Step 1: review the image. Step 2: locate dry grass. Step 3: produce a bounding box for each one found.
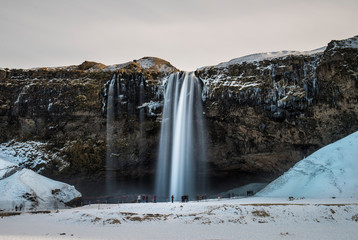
[120,212,137,216]
[127,216,143,222]
[104,218,121,224]
[30,211,51,214]
[241,203,307,206]
[91,217,102,222]
[318,204,355,207]
[252,210,270,217]
[0,212,21,218]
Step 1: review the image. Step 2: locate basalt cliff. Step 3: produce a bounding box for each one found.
[0,36,357,196]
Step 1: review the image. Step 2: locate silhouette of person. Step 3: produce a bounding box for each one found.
[171,195,174,203]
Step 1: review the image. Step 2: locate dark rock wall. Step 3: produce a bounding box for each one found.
[197,39,358,187]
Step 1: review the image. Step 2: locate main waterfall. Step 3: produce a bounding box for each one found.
[155,72,207,201]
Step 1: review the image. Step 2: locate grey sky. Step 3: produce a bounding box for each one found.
[0,0,357,71]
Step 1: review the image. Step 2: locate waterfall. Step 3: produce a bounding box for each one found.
[139,75,145,167]
[155,72,207,201]
[106,74,116,194]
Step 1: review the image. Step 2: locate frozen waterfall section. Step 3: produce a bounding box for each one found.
[155,72,207,201]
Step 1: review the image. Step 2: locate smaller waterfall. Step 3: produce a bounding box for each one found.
[105,73,146,196]
[155,72,207,201]
[106,74,116,194]
[138,75,146,169]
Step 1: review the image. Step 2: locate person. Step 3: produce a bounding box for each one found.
[153,195,157,203]
[171,195,174,203]
[137,195,141,203]
[15,205,18,211]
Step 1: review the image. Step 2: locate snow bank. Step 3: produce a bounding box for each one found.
[0,168,81,211]
[257,131,358,198]
[0,158,17,179]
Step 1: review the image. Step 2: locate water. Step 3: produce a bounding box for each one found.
[106,74,116,194]
[105,73,147,197]
[155,72,207,201]
[138,75,146,171]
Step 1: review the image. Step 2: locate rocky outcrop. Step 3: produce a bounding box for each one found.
[0,37,357,195]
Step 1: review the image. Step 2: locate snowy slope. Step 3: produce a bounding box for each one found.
[0,157,17,179]
[257,131,358,198]
[0,168,81,211]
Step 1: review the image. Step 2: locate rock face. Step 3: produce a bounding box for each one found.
[197,36,358,188]
[0,37,357,196]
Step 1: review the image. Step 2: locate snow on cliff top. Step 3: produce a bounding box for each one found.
[26,57,177,73]
[328,35,358,51]
[213,47,326,69]
[0,163,81,211]
[257,131,358,198]
[199,35,358,70]
[104,57,177,73]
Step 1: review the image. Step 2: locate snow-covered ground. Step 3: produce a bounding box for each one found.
[0,197,357,240]
[257,131,358,198]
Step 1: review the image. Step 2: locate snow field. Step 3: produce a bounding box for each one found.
[1,197,358,240]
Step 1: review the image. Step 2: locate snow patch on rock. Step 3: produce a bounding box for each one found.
[329,35,358,50]
[0,140,67,173]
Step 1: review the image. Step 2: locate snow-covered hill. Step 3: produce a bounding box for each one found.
[257,131,358,198]
[0,158,81,211]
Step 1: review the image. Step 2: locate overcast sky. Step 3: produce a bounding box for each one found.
[0,0,357,71]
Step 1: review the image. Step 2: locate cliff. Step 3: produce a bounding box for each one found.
[197,36,358,187]
[0,36,357,195]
